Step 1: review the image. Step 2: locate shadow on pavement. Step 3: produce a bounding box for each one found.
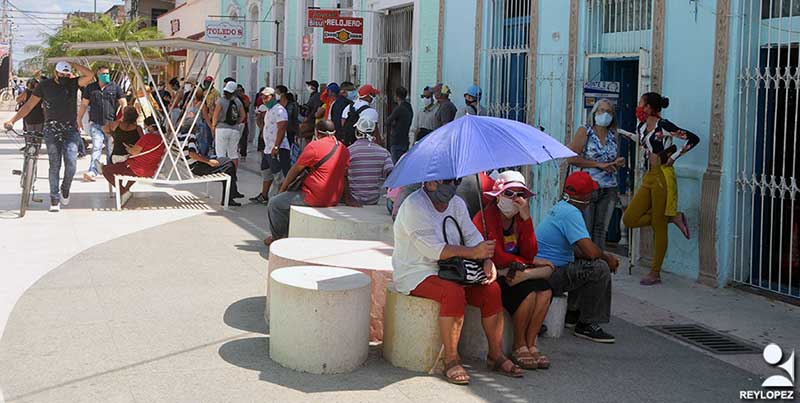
[223,296,268,334]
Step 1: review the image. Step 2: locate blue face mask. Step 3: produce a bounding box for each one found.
[347,90,358,101]
[98,73,111,84]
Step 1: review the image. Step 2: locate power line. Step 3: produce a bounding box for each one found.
[6,2,56,37]
[8,9,66,15]
[11,15,65,20]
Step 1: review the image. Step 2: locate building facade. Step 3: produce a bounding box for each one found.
[127,0,176,27]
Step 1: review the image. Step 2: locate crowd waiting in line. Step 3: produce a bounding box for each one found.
[5,61,700,385]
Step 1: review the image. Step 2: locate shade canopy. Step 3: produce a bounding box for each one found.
[47,55,169,66]
[68,38,276,58]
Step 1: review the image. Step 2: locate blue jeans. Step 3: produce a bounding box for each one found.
[196,121,214,158]
[88,122,112,176]
[390,145,408,164]
[44,123,81,202]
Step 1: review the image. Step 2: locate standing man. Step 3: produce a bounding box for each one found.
[198,75,220,157]
[341,84,381,146]
[384,86,413,162]
[211,81,245,167]
[16,78,44,132]
[411,85,438,142]
[455,85,487,118]
[5,61,95,211]
[78,65,127,181]
[330,81,354,139]
[250,87,290,204]
[434,84,457,129]
[303,80,322,122]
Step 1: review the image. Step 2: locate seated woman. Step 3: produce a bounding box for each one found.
[473,170,554,370]
[103,106,143,164]
[102,116,166,206]
[393,179,523,384]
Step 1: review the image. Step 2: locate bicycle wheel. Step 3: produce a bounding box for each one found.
[1,89,12,103]
[20,155,35,217]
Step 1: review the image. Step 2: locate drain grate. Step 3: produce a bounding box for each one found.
[649,324,762,355]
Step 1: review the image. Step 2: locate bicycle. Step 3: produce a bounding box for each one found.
[8,128,44,217]
[0,87,15,103]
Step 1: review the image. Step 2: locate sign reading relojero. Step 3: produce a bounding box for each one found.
[322,17,363,45]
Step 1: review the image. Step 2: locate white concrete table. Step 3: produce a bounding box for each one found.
[288,204,394,244]
[269,266,371,374]
[382,285,443,373]
[267,238,394,341]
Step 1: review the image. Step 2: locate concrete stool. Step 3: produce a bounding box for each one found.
[267,238,393,341]
[542,295,568,338]
[288,204,394,244]
[269,266,371,374]
[458,306,514,359]
[383,285,442,373]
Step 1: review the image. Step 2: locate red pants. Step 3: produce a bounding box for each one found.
[411,276,503,318]
[103,162,137,192]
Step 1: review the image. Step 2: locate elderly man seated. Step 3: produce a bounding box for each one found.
[535,172,620,343]
[101,116,166,206]
[347,116,394,206]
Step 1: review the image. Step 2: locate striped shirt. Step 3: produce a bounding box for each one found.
[175,132,199,168]
[347,138,394,205]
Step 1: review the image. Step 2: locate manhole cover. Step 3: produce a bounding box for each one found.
[649,324,761,355]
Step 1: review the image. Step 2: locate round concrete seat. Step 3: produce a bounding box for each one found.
[542,295,568,338]
[269,266,371,374]
[267,238,393,341]
[458,306,514,359]
[382,285,442,373]
[288,205,394,244]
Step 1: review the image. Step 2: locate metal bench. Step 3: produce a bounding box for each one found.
[111,172,231,210]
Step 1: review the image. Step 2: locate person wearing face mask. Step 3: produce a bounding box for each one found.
[567,99,625,249]
[302,80,322,124]
[411,85,438,141]
[433,84,458,129]
[5,61,95,211]
[471,171,554,370]
[102,106,143,164]
[330,81,355,139]
[384,86,413,163]
[623,92,700,286]
[197,76,220,157]
[77,65,127,182]
[536,172,620,344]
[264,119,353,246]
[455,85,487,119]
[211,80,245,168]
[341,84,382,146]
[393,177,524,384]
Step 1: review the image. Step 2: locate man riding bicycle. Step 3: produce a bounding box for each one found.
[4,61,95,212]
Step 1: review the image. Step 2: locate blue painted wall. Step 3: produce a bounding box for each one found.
[442,0,477,112]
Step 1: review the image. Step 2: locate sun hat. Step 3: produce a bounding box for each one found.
[484,170,534,199]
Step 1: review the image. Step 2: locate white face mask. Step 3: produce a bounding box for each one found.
[307,86,315,93]
[497,197,519,218]
[422,97,433,107]
[184,84,193,92]
[595,112,613,127]
[275,93,282,101]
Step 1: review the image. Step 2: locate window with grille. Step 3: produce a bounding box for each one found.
[761,0,800,18]
[601,0,651,33]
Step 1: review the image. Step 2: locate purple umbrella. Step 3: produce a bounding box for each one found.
[385,115,576,189]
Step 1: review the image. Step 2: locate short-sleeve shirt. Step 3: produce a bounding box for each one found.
[347,138,394,205]
[32,77,80,124]
[204,87,220,110]
[176,132,199,169]
[82,81,125,125]
[342,99,380,124]
[126,133,165,177]
[214,96,243,129]
[296,136,351,207]
[534,200,591,267]
[262,103,290,152]
[434,99,458,129]
[392,189,483,294]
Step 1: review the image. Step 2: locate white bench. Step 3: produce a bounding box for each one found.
[382,285,442,373]
[288,204,394,244]
[269,266,371,374]
[267,238,393,341]
[110,172,231,210]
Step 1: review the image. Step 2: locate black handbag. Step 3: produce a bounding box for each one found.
[437,215,488,285]
[286,140,340,192]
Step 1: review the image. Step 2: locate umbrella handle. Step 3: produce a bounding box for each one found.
[476,172,488,239]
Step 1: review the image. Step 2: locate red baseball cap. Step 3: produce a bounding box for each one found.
[564,172,599,196]
[204,76,214,82]
[358,84,380,97]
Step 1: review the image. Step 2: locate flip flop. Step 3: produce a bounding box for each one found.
[510,347,538,370]
[530,351,551,369]
[444,359,470,385]
[487,356,524,378]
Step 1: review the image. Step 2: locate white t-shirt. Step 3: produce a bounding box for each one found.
[342,99,380,123]
[262,103,290,153]
[392,188,484,294]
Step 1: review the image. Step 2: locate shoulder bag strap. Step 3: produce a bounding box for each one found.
[441,215,466,246]
[310,140,340,171]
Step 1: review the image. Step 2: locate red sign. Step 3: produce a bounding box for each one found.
[301,34,312,59]
[323,17,364,45]
[307,9,339,28]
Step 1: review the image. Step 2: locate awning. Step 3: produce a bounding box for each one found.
[47,55,169,66]
[68,38,276,58]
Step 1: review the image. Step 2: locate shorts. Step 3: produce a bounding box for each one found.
[261,149,290,180]
[214,126,241,159]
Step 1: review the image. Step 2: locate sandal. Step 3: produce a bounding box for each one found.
[443,359,470,385]
[487,355,524,378]
[530,350,551,369]
[510,347,538,370]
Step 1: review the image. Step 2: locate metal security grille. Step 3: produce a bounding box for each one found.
[733,0,800,300]
[586,0,653,56]
[335,0,354,83]
[650,325,761,355]
[366,5,413,131]
[484,0,532,122]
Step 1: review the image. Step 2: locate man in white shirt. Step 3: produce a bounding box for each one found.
[250,86,291,204]
[341,84,382,146]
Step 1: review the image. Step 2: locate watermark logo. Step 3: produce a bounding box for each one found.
[741,343,796,401]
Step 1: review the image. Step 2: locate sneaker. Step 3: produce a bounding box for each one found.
[120,191,133,207]
[573,323,615,344]
[49,199,60,212]
[225,200,242,207]
[249,194,268,204]
[60,189,70,206]
[232,192,246,199]
[565,310,580,328]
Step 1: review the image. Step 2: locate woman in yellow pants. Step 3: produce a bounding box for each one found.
[623,92,699,285]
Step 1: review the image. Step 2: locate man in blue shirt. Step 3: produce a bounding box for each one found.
[536,172,620,343]
[78,65,127,181]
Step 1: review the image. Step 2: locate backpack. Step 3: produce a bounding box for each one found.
[342,104,371,146]
[223,98,240,125]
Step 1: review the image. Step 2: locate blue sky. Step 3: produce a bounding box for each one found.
[10,0,122,67]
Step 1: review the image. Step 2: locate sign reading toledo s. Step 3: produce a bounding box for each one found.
[323,16,364,45]
[205,20,244,44]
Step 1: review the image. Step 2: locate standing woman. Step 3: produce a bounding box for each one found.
[567,99,625,248]
[623,93,699,285]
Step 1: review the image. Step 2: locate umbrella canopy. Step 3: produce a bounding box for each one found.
[384,115,577,188]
